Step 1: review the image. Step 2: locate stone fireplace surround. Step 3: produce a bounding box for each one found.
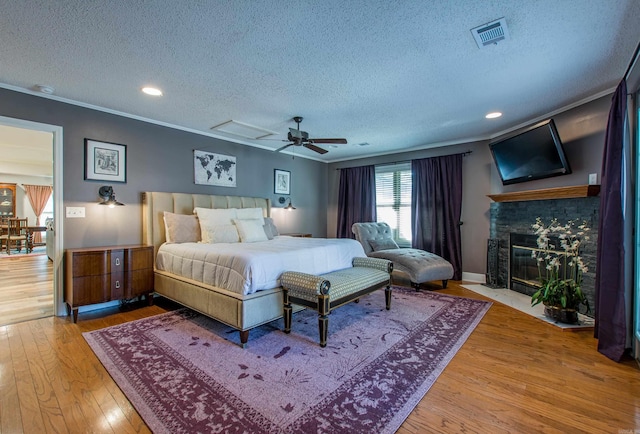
[488,188,599,317]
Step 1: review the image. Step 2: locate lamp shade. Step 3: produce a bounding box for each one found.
[98,186,124,207]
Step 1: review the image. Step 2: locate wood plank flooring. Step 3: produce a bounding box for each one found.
[0,279,638,433]
[0,254,53,326]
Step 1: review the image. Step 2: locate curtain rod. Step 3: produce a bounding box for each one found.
[336,150,472,170]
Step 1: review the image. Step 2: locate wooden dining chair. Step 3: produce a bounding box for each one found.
[6,218,28,255]
[0,216,8,252]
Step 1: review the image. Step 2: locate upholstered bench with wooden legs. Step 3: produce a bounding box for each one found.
[280,257,393,347]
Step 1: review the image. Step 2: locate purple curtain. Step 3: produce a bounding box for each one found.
[594,80,628,361]
[411,154,463,280]
[337,165,377,238]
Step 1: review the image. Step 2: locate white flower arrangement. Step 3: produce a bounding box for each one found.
[530,217,590,312]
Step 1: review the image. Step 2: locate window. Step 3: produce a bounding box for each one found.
[40,194,53,224]
[375,163,412,246]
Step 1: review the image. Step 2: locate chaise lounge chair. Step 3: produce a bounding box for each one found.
[352,222,454,290]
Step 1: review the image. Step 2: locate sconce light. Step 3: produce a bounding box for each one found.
[98,186,124,208]
[278,196,296,211]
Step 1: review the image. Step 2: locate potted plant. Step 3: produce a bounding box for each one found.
[530,217,590,324]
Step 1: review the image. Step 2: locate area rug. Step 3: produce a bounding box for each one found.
[84,287,491,433]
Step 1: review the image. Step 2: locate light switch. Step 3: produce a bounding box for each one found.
[66,206,85,218]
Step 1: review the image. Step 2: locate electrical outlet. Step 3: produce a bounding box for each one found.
[66,206,85,218]
[588,173,598,185]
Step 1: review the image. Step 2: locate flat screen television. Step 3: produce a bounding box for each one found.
[489,119,571,185]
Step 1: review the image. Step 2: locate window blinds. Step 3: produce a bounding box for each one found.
[375,163,412,246]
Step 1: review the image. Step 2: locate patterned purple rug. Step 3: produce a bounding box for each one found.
[84,287,491,433]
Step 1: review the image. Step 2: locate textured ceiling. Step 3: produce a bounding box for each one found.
[0,0,639,162]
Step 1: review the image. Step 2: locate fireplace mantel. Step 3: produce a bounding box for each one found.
[487,185,600,203]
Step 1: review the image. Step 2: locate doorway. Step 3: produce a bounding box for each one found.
[0,116,63,323]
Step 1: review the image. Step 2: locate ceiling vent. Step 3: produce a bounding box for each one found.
[471,17,510,48]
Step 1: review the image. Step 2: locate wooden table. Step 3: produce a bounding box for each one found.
[26,226,46,252]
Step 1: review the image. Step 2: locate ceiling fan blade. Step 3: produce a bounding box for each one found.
[303,143,328,154]
[275,143,294,153]
[308,138,347,144]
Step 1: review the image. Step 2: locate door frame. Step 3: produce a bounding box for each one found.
[0,115,64,316]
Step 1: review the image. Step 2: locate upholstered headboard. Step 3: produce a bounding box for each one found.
[142,192,271,259]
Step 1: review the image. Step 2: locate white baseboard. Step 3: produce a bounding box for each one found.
[462,272,485,283]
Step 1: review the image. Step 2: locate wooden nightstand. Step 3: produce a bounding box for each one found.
[281,233,312,238]
[64,245,154,322]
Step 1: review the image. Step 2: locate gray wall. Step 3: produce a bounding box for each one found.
[490,94,610,193]
[327,94,611,277]
[0,88,329,249]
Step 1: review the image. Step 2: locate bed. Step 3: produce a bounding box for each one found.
[142,191,366,346]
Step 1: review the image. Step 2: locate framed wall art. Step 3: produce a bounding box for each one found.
[84,139,127,183]
[194,150,237,187]
[274,169,290,195]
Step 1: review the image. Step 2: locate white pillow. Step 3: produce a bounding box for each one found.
[208,224,240,243]
[236,207,265,224]
[194,207,238,243]
[163,212,201,243]
[234,218,268,243]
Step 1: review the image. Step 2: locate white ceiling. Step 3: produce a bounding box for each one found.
[0,0,638,163]
[0,125,52,177]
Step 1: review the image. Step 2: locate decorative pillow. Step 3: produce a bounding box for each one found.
[234,218,268,243]
[208,224,240,243]
[369,238,399,251]
[163,212,201,243]
[194,207,238,243]
[236,207,265,224]
[263,217,279,240]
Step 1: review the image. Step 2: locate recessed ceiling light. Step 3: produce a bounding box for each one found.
[485,112,502,119]
[142,87,163,96]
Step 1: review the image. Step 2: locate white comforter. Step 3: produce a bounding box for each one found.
[155,236,366,295]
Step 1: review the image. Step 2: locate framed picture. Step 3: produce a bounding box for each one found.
[84,139,127,183]
[274,169,290,194]
[194,150,237,187]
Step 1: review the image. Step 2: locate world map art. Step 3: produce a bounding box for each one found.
[194,150,237,187]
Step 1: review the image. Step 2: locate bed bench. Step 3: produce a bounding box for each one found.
[280,257,393,347]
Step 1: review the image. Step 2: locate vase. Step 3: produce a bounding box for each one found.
[543,304,578,324]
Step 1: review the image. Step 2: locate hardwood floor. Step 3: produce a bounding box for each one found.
[0,280,638,433]
[0,254,53,326]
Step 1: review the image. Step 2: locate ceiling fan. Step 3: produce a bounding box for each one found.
[274,116,347,155]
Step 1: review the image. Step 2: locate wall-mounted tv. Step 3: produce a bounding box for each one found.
[489,119,571,185]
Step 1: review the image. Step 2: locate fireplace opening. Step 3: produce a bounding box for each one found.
[509,233,566,297]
